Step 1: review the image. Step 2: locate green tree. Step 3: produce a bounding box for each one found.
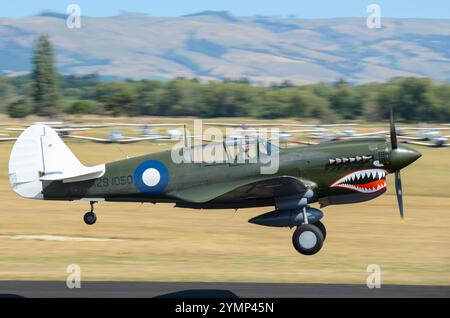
[0,77,16,113]
[105,91,137,116]
[7,98,31,118]
[165,80,201,116]
[135,80,163,115]
[200,82,254,117]
[257,89,291,118]
[329,80,362,119]
[431,84,450,122]
[96,82,138,116]
[291,90,338,122]
[66,100,99,115]
[31,35,60,116]
[396,77,436,122]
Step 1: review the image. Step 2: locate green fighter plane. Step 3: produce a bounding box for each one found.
[8,112,421,255]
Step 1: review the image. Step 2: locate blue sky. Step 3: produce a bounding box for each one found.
[2,0,450,19]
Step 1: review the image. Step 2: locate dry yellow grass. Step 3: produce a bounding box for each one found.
[0,117,449,285]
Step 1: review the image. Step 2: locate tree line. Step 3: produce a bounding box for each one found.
[0,36,449,123]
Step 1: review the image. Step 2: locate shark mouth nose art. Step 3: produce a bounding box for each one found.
[330,169,388,193]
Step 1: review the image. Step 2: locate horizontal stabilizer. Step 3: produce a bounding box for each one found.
[39,166,105,183]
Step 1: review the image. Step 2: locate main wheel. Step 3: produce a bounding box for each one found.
[313,221,327,240]
[292,224,324,255]
[83,212,97,225]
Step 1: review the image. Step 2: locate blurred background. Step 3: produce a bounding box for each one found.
[0,1,449,285]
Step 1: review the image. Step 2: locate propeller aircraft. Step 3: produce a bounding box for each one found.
[7,111,421,255]
[66,129,171,144]
[397,127,450,148]
[66,123,190,144]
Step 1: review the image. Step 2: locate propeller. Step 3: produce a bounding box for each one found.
[395,171,404,222]
[390,108,404,222]
[390,107,398,149]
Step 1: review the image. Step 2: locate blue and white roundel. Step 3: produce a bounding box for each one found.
[134,160,169,194]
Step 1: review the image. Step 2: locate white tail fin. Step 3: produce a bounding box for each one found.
[8,125,105,199]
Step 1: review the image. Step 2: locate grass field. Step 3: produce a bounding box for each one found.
[0,117,449,285]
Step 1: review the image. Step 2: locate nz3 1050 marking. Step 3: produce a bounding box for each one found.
[94,175,133,188]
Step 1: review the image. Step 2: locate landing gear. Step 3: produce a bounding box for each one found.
[249,204,327,255]
[313,220,327,240]
[84,212,97,225]
[83,201,97,225]
[292,224,324,255]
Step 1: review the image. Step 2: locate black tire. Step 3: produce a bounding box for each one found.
[313,220,327,241]
[83,212,97,225]
[292,224,324,255]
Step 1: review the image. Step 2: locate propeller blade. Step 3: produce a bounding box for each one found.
[390,108,398,149]
[391,108,402,220]
[395,170,404,222]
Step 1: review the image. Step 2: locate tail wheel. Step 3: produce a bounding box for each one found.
[292,224,324,255]
[313,220,327,240]
[83,212,97,225]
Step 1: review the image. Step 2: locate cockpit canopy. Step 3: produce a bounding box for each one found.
[185,138,280,164]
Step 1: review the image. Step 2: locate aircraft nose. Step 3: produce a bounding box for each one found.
[390,145,422,171]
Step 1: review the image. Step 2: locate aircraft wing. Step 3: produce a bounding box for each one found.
[204,122,289,127]
[68,135,167,144]
[0,137,17,142]
[62,124,115,129]
[7,127,95,132]
[53,128,91,132]
[286,123,358,128]
[310,123,359,127]
[204,123,358,128]
[66,135,114,143]
[116,136,167,144]
[353,130,388,137]
[290,140,318,145]
[397,135,424,140]
[283,129,320,133]
[104,123,185,127]
[5,128,26,132]
[405,127,450,130]
[308,135,327,139]
[402,140,449,147]
[170,175,310,203]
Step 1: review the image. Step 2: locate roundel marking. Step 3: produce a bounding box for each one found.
[134,160,169,194]
[142,168,161,187]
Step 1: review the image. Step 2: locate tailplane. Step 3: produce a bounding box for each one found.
[8,125,105,199]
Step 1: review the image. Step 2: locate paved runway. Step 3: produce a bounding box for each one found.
[0,281,449,298]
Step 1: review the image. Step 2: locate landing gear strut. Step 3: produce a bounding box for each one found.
[249,204,327,255]
[83,201,97,225]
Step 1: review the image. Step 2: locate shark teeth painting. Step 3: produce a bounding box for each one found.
[330,169,388,194]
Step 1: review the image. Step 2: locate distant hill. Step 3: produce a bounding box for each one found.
[0,11,449,83]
